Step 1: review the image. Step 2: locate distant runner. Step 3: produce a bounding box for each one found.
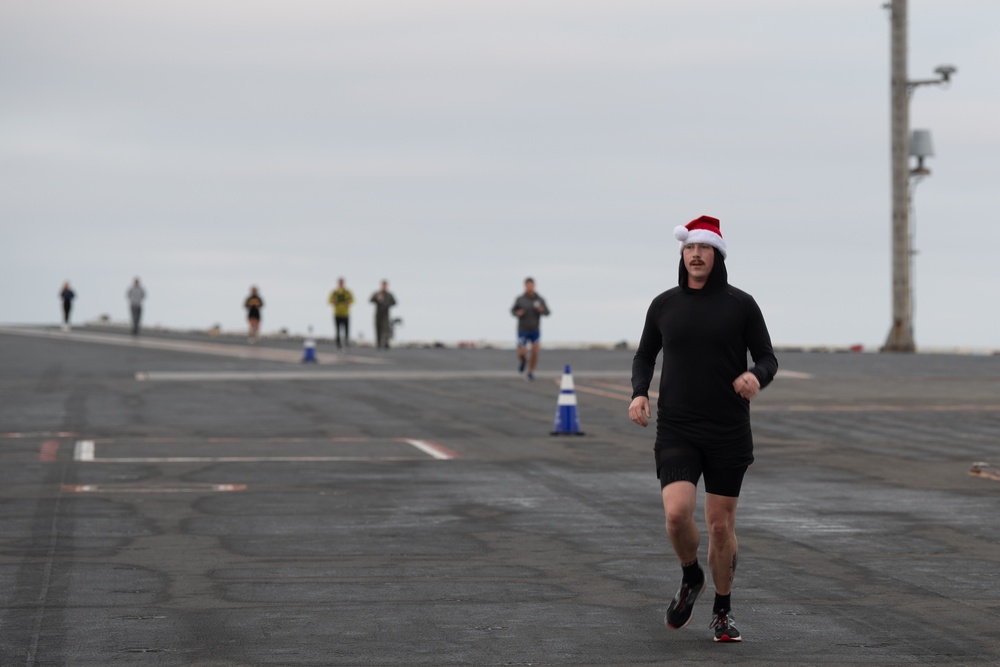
[59,281,75,331]
[127,278,146,336]
[369,280,397,349]
[328,277,354,349]
[511,277,549,382]
[244,286,264,342]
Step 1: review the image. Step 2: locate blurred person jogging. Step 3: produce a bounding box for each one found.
[328,277,354,349]
[244,286,264,342]
[369,280,397,349]
[127,278,146,336]
[511,277,550,381]
[59,281,75,331]
[628,215,777,643]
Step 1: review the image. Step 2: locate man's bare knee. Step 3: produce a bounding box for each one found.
[665,509,694,536]
[707,520,735,545]
[705,495,737,540]
[662,483,696,529]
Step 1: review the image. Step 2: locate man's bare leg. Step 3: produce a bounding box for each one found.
[705,492,742,641]
[662,481,705,629]
[704,493,739,596]
[663,481,699,561]
[527,341,540,378]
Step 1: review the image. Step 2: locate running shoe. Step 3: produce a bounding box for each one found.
[710,610,741,642]
[526,372,534,382]
[664,575,704,629]
[518,358,526,373]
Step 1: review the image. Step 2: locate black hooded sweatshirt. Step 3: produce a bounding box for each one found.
[631,251,778,466]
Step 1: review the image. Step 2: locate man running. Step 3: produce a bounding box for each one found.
[59,281,75,332]
[511,277,550,381]
[328,277,354,349]
[628,215,777,642]
[127,278,146,336]
[244,286,264,342]
[370,280,397,349]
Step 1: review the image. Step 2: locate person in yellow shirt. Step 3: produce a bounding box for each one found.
[327,277,354,349]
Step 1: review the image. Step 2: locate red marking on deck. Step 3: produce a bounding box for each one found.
[38,440,60,462]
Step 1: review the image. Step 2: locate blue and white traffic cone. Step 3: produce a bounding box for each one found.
[551,364,584,436]
[301,326,318,363]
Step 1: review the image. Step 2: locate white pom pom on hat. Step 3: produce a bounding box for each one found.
[674,215,727,258]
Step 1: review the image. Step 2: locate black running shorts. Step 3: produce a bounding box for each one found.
[655,439,750,497]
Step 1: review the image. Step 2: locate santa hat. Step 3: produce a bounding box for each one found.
[673,215,727,258]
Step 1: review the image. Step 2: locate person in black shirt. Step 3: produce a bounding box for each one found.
[244,286,264,342]
[59,281,75,331]
[629,215,777,643]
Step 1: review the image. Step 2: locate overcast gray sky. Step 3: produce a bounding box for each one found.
[2,1,998,349]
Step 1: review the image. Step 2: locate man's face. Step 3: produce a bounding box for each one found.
[682,243,715,284]
[524,280,535,296]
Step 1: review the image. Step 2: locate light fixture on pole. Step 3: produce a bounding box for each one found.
[909,129,933,176]
[881,0,956,353]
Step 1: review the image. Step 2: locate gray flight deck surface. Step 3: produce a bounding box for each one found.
[0,326,998,666]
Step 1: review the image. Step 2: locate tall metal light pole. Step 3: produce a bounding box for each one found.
[882,0,955,352]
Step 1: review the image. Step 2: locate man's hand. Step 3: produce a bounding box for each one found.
[733,372,761,400]
[628,396,651,427]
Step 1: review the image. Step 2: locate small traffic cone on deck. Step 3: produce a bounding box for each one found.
[301,326,318,363]
[550,364,584,436]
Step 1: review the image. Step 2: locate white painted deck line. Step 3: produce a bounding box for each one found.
[69,438,457,463]
[64,484,246,493]
[72,456,437,463]
[403,439,457,460]
[0,326,387,365]
[777,369,814,379]
[74,440,95,461]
